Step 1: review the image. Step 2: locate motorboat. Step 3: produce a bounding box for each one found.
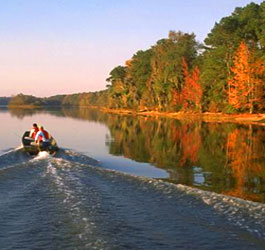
[22,131,59,155]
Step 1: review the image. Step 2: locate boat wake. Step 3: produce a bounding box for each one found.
[0,146,32,170]
[0,147,98,170]
[0,147,265,249]
[33,151,51,160]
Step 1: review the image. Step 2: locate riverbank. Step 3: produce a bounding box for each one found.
[6,104,265,125]
[8,104,42,109]
[101,107,265,125]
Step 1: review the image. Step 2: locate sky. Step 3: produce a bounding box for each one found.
[0,0,264,97]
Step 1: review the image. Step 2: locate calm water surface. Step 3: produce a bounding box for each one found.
[0,107,265,249]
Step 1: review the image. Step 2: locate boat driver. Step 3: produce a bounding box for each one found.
[35,125,50,148]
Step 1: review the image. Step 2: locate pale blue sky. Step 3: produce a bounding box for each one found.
[0,0,263,97]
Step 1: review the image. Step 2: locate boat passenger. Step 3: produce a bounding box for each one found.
[35,126,50,148]
[29,123,39,139]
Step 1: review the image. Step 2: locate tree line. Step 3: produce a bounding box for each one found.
[0,97,11,106]
[105,2,265,114]
[8,2,265,114]
[8,91,108,108]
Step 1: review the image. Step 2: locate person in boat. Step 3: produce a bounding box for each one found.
[35,125,50,149]
[29,123,39,140]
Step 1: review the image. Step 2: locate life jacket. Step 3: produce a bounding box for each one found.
[43,130,49,140]
[39,129,49,142]
[31,127,39,139]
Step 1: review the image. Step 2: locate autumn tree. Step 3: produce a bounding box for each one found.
[181,58,202,111]
[201,2,263,112]
[228,41,265,113]
[150,31,200,111]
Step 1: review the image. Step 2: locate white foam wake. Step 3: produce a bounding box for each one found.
[174,184,265,237]
[0,146,23,157]
[34,151,51,160]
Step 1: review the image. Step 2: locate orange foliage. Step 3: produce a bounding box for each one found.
[170,121,201,166]
[125,59,132,67]
[176,122,201,166]
[225,126,264,201]
[179,124,201,165]
[171,89,182,106]
[228,41,265,113]
[181,58,202,110]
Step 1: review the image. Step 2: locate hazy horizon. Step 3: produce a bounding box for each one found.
[0,0,264,97]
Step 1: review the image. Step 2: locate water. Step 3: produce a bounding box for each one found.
[1,107,265,249]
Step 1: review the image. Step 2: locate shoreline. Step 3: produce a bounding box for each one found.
[7,104,42,109]
[100,107,265,125]
[5,105,265,125]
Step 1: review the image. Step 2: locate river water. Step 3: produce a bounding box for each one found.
[0,107,265,249]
